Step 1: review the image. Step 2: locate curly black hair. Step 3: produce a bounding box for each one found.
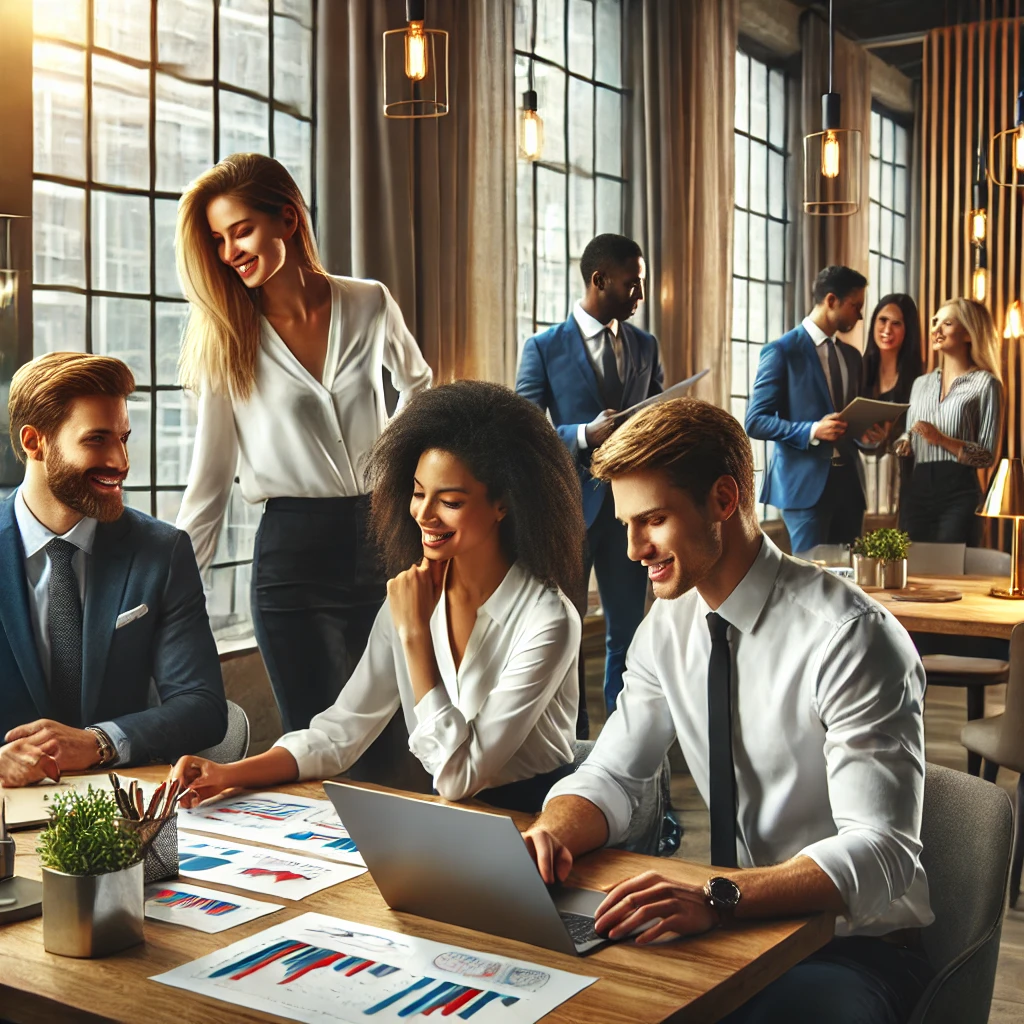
[364,381,585,599]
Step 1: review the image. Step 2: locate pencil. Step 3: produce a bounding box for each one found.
[134,786,144,819]
[145,783,166,821]
[161,779,180,819]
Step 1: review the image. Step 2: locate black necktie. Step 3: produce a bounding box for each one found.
[47,538,83,727]
[600,329,623,410]
[826,338,844,411]
[706,611,738,868]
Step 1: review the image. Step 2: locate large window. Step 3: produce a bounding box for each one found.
[868,108,909,301]
[732,50,790,521]
[513,0,627,349]
[31,0,316,640]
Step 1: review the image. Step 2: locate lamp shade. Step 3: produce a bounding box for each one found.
[979,458,1024,518]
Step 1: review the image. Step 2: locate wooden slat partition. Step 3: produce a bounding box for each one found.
[918,14,1024,484]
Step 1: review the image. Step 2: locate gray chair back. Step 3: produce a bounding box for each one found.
[196,700,250,764]
[965,546,1012,576]
[569,739,671,857]
[909,763,1013,1024]
[907,543,966,576]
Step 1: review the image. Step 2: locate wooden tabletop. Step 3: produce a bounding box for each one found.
[0,767,834,1024]
[864,574,1024,640]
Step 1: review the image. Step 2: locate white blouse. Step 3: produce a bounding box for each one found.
[175,275,433,570]
[274,562,581,800]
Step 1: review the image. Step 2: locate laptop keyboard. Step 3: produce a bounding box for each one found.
[560,911,601,945]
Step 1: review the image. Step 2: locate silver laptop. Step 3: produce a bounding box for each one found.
[323,781,610,956]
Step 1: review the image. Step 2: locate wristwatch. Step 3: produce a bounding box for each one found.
[703,876,742,924]
[85,726,116,767]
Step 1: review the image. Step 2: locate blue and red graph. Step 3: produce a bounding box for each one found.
[207,940,519,1018]
[149,889,241,917]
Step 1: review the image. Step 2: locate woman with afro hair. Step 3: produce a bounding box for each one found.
[171,381,587,812]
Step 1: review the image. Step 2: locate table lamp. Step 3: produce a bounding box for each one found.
[978,457,1024,598]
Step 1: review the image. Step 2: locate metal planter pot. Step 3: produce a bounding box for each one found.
[42,860,144,958]
[852,554,881,587]
[881,558,908,589]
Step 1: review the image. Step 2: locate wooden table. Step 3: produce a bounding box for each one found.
[0,767,834,1024]
[866,574,1024,640]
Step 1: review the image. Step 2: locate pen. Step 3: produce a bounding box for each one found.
[134,786,144,820]
[162,779,180,819]
[145,783,166,821]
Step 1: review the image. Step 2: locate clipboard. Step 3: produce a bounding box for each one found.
[835,397,909,436]
[610,368,711,422]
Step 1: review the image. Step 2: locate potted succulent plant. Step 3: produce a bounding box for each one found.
[870,527,911,589]
[851,534,881,587]
[37,787,144,958]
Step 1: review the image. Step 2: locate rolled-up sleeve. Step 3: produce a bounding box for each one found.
[274,604,402,779]
[799,612,930,930]
[409,603,580,801]
[543,618,677,844]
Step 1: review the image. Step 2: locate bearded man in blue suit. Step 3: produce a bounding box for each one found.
[516,234,663,735]
[0,352,226,786]
[746,265,875,556]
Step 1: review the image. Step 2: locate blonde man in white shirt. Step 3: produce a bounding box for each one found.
[173,154,432,780]
[525,398,934,1024]
[170,382,586,812]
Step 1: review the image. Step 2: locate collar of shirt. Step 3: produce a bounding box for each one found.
[573,301,619,341]
[703,534,781,635]
[433,561,531,633]
[14,486,98,560]
[801,316,833,347]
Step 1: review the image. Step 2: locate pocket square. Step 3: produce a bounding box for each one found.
[115,604,149,629]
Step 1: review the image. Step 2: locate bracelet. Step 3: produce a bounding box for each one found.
[85,726,116,767]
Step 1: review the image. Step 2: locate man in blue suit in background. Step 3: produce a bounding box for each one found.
[516,234,663,735]
[746,265,872,555]
[0,352,227,786]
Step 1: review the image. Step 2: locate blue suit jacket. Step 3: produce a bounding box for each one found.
[745,325,863,510]
[515,315,664,528]
[0,497,227,762]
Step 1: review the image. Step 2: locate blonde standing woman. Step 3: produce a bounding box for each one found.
[174,154,432,776]
[895,297,1002,544]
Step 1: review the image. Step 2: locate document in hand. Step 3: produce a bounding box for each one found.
[836,397,910,437]
[610,368,710,422]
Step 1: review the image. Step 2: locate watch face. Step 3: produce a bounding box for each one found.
[709,876,741,906]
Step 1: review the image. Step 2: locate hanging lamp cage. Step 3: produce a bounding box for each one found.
[382,0,449,119]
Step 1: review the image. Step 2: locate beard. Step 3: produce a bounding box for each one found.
[45,445,125,524]
[655,520,723,601]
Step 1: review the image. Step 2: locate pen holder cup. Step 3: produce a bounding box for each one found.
[117,815,178,883]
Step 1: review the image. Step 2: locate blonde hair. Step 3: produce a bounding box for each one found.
[937,298,1003,383]
[175,153,326,399]
[9,352,135,463]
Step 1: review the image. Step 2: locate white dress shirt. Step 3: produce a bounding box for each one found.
[275,562,580,801]
[13,488,130,762]
[176,275,433,570]
[802,315,849,452]
[573,302,623,451]
[546,536,933,937]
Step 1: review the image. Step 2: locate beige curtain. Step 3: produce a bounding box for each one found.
[627,0,737,407]
[795,10,872,343]
[316,0,516,385]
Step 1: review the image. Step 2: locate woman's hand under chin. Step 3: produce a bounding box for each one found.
[387,558,447,644]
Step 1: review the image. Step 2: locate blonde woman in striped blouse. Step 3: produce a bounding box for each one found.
[894,298,1002,543]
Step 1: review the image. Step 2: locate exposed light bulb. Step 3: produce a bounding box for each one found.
[404,21,427,81]
[971,209,988,244]
[1015,124,1024,172]
[973,266,989,303]
[0,272,14,308]
[519,109,543,161]
[821,130,840,179]
[1005,300,1023,339]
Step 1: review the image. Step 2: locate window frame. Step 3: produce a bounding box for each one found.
[867,101,911,307]
[31,0,318,635]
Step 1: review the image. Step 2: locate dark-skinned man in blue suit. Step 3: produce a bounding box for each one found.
[0,352,226,787]
[516,234,663,736]
[746,265,884,555]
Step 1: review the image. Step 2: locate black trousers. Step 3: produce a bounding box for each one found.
[250,495,425,787]
[900,462,981,545]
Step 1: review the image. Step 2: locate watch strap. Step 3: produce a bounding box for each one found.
[85,726,116,767]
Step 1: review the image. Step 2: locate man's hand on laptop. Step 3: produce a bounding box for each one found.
[594,870,717,945]
[523,825,574,885]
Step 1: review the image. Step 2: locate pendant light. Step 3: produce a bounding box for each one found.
[382,0,449,119]
[969,145,988,244]
[988,81,1024,186]
[519,88,544,161]
[1005,301,1023,339]
[803,0,863,216]
[972,246,989,304]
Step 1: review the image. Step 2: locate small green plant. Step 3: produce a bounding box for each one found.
[860,527,911,564]
[36,787,142,876]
